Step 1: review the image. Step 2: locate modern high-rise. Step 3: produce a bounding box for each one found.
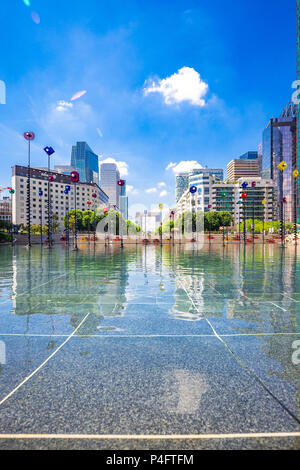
[262,102,297,222]
[227,152,260,181]
[100,162,120,209]
[175,174,189,203]
[71,142,99,184]
[120,180,128,220]
[188,167,223,213]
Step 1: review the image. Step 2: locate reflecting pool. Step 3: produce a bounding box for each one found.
[0,243,299,449]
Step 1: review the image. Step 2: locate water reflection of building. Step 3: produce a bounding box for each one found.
[11,247,130,336]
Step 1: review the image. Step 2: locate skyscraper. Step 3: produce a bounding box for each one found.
[71,142,99,184]
[227,152,260,180]
[175,173,189,203]
[120,179,128,220]
[100,162,120,209]
[262,102,297,222]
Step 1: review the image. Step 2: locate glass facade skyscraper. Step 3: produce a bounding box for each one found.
[175,174,189,203]
[71,142,99,184]
[262,102,297,222]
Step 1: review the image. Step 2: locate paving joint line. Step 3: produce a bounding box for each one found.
[177,275,300,427]
[0,312,91,407]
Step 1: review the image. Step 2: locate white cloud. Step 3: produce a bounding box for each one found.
[145,187,157,193]
[127,185,139,195]
[160,190,168,197]
[157,182,166,187]
[166,160,203,174]
[100,157,129,177]
[96,127,103,137]
[55,100,73,112]
[166,162,176,171]
[144,67,208,106]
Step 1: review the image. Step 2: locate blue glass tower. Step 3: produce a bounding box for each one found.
[71,142,99,184]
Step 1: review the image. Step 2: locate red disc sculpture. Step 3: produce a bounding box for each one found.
[117,179,125,187]
[92,193,97,198]
[71,171,79,183]
[24,131,35,141]
[241,192,248,199]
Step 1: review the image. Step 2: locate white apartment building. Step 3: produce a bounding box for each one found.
[100,163,120,210]
[12,165,109,230]
[175,177,277,224]
[211,178,277,223]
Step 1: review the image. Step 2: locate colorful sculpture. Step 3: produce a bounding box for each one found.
[241,192,248,199]
[117,179,125,187]
[189,186,197,194]
[277,161,288,171]
[43,146,55,156]
[242,182,248,189]
[70,171,79,183]
[251,181,256,188]
[293,169,299,178]
[24,132,35,141]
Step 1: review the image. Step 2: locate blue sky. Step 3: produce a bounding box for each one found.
[0,0,296,212]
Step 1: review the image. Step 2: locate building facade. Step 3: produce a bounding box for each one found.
[175,177,276,226]
[12,165,109,230]
[175,173,189,203]
[189,168,223,213]
[71,142,99,184]
[100,162,120,210]
[0,197,12,223]
[211,178,277,225]
[262,102,297,222]
[227,152,260,181]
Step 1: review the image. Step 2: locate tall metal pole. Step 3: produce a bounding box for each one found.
[39,192,43,246]
[243,199,246,245]
[279,171,284,248]
[252,198,255,244]
[27,139,31,248]
[66,192,69,246]
[47,155,52,248]
[294,172,298,246]
[74,182,78,251]
[24,132,35,248]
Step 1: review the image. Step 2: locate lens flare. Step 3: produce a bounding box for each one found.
[23,0,31,6]
[70,90,87,101]
[31,12,40,24]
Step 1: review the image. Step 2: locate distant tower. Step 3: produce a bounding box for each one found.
[100,162,120,209]
[70,142,99,184]
[120,180,128,220]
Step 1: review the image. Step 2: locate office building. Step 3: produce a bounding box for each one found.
[119,179,128,220]
[262,101,297,222]
[211,178,277,224]
[227,152,260,181]
[12,165,109,230]
[175,174,189,203]
[189,168,223,213]
[100,162,120,209]
[175,177,276,225]
[71,142,99,184]
[0,197,12,223]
